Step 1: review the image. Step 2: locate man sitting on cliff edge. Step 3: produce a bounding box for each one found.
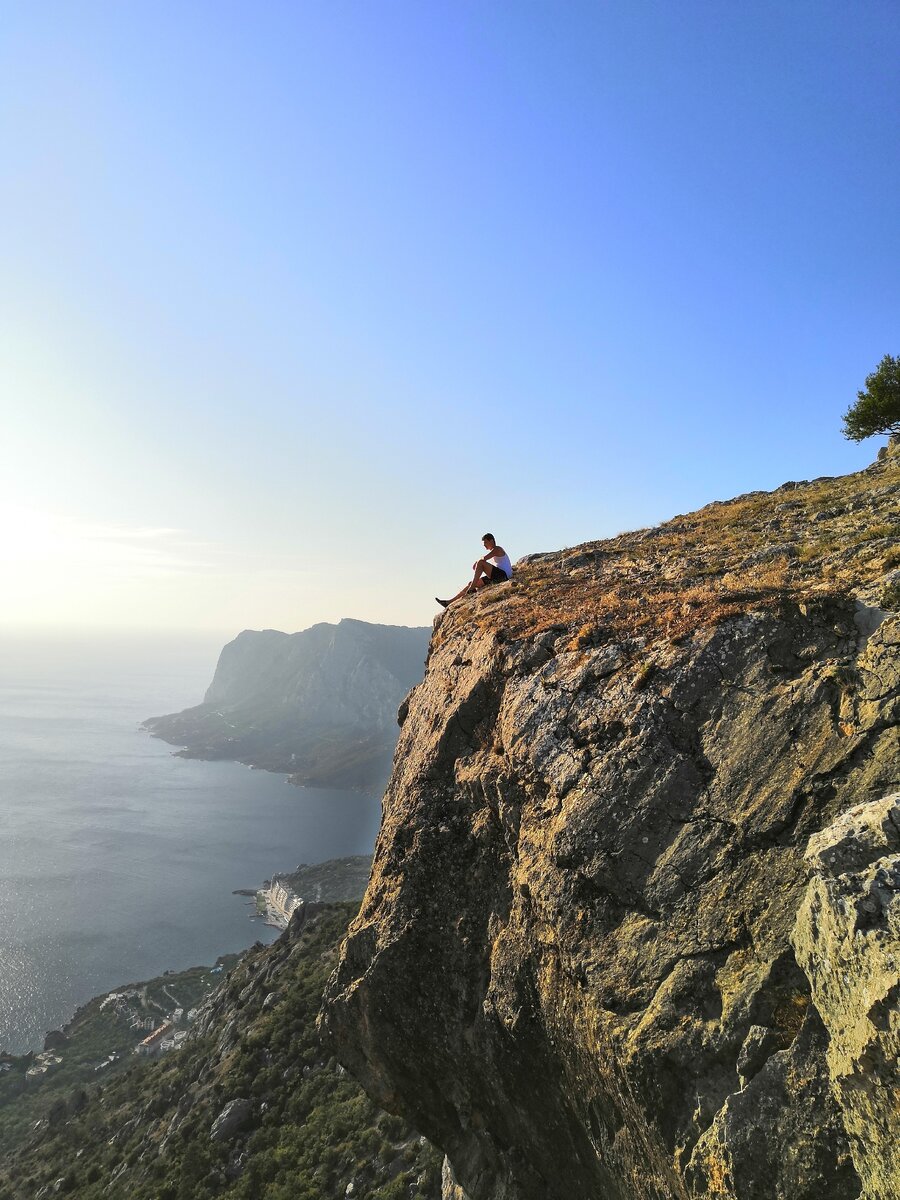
[436,533,512,608]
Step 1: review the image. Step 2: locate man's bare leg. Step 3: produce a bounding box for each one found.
[441,559,492,604]
[447,580,478,602]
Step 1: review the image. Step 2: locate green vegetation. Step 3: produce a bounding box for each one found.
[882,577,900,611]
[143,959,238,1016]
[843,353,900,441]
[0,957,236,1157]
[0,906,441,1199]
[281,856,373,903]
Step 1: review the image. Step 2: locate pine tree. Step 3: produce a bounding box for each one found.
[843,354,900,441]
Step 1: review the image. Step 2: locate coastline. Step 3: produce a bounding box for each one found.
[0,686,380,1058]
[0,853,373,1151]
[141,729,383,794]
[0,952,241,1155]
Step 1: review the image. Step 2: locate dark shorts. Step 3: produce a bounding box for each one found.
[486,566,509,584]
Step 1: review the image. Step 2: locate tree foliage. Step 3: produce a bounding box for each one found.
[843,354,900,441]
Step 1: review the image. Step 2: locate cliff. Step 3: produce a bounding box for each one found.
[322,449,900,1200]
[144,618,430,790]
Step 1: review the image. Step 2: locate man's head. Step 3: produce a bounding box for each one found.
[482,533,496,549]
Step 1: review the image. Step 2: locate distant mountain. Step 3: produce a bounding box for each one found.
[143,619,430,790]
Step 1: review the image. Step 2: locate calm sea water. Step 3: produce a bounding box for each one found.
[0,631,381,1054]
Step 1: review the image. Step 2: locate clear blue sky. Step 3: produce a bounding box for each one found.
[1,1,898,633]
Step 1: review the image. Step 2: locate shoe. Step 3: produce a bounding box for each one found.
[436,598,451,608]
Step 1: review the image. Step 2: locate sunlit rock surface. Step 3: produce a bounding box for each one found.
[793,793,900,1200]
[323,452,900,1200]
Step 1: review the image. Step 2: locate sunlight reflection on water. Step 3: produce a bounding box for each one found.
[0,635,379,1053]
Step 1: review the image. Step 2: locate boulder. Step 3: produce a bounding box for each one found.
[793,794,900,1200]
[209,1099,252,1143]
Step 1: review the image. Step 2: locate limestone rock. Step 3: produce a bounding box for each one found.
[686,1007,858,1199]
[442,1155,472,1199]
[144,619,429,789]
[792,794,900,1200]
[209,1098,252,1142]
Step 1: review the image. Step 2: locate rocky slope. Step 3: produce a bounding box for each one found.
[323,447,900,1200]
[144,619,430,790]
[0,905,443,1199]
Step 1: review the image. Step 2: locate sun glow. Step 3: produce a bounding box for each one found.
[0,505,66,564]
[0,505,190,572]
[0,504,224,628]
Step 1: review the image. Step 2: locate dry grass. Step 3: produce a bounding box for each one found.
[771,991,810,1038]
[440,458,900,647]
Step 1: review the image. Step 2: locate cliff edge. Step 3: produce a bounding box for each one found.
[322,450,900,1200]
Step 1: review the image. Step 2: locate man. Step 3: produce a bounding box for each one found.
[436,533,512,608]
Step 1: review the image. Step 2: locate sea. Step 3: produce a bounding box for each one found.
[0,630,381,1055]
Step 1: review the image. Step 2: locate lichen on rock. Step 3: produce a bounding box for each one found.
[792,793,900,1200]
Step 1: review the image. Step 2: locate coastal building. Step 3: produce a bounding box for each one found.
[261,876,303,928]
[25,1053,62,1082]
[159,1031,188,1054]
[135,1022,172,1056]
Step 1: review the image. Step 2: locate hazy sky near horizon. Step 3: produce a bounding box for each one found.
[2,2,898,636]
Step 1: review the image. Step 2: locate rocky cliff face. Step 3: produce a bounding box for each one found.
[322,451,900,1200]
[144,618,430,790]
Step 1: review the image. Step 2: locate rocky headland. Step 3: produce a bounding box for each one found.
[323,446,900,1200]
[266,856,373,904]
[144,618,430,790]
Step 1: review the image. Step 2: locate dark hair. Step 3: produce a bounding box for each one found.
[482,532,495,542]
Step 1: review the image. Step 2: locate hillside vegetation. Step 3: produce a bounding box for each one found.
[0,907,441,1200]
[0,957,237,1158]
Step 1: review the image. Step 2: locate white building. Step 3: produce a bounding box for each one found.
[264,877,303,927]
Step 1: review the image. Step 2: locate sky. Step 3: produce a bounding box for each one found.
[1,1,898,637]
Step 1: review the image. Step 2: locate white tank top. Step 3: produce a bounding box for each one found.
[493,552,512,577]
